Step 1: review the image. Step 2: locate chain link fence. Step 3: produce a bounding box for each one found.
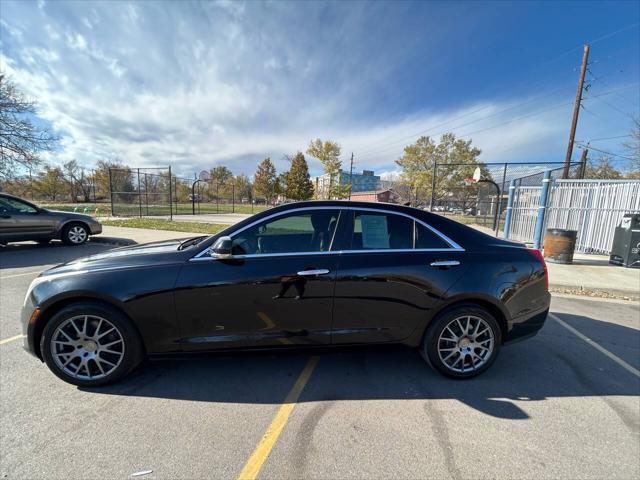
[427,161,582,234]
[108,167,173,217]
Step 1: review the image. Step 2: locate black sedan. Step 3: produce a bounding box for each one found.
[0,193,102,246]
[21,201,550,386]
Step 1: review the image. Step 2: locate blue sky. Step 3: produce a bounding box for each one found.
[1,0,638,178]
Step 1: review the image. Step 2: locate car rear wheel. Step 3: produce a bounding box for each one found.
[41,302,144,387]
[421,305,501,379]
[62,222,89,246]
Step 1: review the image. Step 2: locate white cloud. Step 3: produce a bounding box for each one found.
[0,1,634,179]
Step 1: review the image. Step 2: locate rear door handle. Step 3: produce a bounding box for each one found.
[297,269,330,276]
[430,260,461,268]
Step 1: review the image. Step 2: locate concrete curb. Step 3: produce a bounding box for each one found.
[550,284,639,302]
[90,237,137,247]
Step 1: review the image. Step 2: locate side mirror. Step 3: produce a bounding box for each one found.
[210,235,233,258]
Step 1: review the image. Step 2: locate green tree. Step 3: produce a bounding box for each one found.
[396,133,486,206]
[284,152,314,200]
[93,160,134,200]
[584,155,622,179]
[210,166,233,184]
[234,174,253,202]
[209,166,234,200]
[34,165,67,201]
[306,138,348,199]
[253,158,277,203]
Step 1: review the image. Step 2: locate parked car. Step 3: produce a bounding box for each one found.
[0,193,102,246]
[22,200,549,386]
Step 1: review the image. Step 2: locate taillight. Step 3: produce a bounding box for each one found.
[529,248,548,290]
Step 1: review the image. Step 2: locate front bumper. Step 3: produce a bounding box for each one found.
[21,295,42,359]
[89,222,103,235]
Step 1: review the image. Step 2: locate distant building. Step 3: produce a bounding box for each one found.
[313,169,381,198]
[349,189,397,203]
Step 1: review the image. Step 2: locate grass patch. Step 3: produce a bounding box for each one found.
[101,218,229,235]
[41,202,269,216]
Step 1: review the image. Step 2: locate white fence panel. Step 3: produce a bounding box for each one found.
[509,186,541,243]
[509,179,640,254]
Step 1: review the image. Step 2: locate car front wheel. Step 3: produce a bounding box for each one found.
[422,305,501,379]
[41,302,144,386]
[61,223,89,246]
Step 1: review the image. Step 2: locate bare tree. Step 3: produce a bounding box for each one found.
[623,117,639,179]
[0,74,58,179]
[63,160,93,202]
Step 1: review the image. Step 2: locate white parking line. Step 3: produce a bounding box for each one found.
[549,312,640,378]
[0,270,44,279]
[0,334,25,346]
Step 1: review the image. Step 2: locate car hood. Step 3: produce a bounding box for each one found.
[42,239,196,276]
[46,210,98,222]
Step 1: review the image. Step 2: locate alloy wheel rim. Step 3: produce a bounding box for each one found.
[50,315,125,380]
[68,226,87,244]
[437,315,494,373]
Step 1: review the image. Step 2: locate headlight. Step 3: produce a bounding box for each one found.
[23,270,88,307]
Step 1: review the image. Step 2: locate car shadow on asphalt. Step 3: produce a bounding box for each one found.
[82,313,640,423]
[0,242,115,269]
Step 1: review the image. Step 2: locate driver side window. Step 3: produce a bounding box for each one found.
[231,209,341,255]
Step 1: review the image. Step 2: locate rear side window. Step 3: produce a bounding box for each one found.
[351,211,413,250]
[415,222,449,249]
[350,210,451,250]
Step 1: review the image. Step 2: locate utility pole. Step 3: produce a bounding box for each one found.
[348,152,354,200]
[578,147,588,179]
[563,43,590,179]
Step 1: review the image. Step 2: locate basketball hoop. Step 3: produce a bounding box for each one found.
[464,167,482,185]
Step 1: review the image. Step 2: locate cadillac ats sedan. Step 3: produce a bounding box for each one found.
[21,201,550,386]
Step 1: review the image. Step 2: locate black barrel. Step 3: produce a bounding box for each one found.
[543,229,577,264]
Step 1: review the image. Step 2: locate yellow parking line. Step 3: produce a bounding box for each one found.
[237,356,319,480]
[0,334,25,345]
[549,312,640,378]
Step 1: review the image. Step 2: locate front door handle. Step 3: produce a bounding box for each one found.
[430,260,461,268]
[297,269,330,276]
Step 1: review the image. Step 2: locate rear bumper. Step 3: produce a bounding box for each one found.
[89,223,102,235]
[504,292,551,345]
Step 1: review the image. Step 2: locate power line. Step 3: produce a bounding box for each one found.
[579,134,632,142]
[458,101,573,138]
[357,84,638,162]
[356,23,640,158]
[588,94,638,120]
[357,87,571,158]
[589,22,640,45]
[575,142,635,161]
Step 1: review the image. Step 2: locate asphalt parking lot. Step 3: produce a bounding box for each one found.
[1,242,639,479]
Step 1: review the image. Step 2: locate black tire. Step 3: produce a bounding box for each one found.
[61,222,89,246]
[40,301,144,387]
[421,304,502,379]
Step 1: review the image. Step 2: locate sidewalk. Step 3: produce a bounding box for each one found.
[92,225,205,246]
[469,224,638,300]
[547,253,639,300]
